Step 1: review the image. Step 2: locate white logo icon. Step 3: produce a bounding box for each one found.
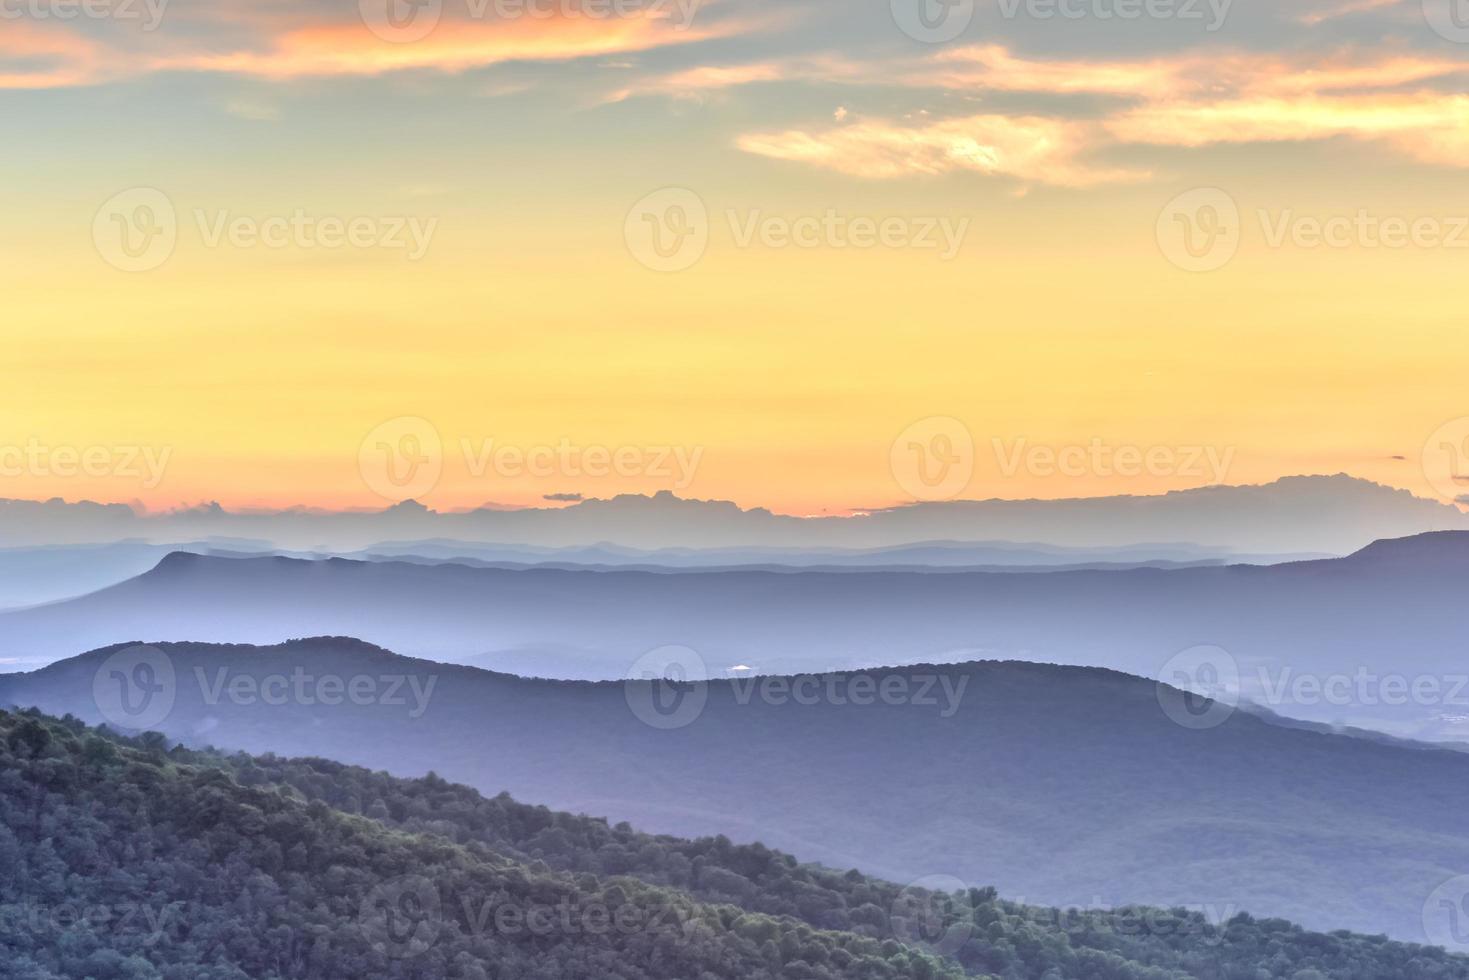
[890,874,974,957]
[891,0,975,43]
[1424,875,1469,951]
[92,645,176,730]
[359,0,443,43]
[1156,645,1240,730]
[94,188,177,273]
[359,875,442,958]
[625,188,709,272]
[624,645,709,730]
[1157,188,1241,272]
[1423,418,1469,507]
[1424,0,1469,43]
[359,417,443,502]
[891,417,974,502]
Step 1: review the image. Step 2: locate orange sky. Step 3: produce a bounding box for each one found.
[1,0,1466,514]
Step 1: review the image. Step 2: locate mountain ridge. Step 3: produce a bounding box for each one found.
[7,636,1469,941]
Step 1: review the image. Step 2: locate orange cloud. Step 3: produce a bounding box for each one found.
[737,114,1150,187]
[0,22,109,88]
[0,6,735,88]
[734,45,1469,183]
[156,12,725,79]
[1110,91,1469,165]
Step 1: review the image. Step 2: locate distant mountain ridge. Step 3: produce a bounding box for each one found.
[2,530,1466,741]
[7,637,1469,943]
[1,474,1463,553]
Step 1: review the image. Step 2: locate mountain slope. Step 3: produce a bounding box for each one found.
[6,638,1469,941]
[5,708,1468,979]
[4,531,1467,738]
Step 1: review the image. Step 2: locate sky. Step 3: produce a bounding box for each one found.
[2,0,1468,515]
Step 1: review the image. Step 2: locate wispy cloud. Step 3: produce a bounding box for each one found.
[731,44,1469,184]
[738,114,1150,187]
[0,6,742,89]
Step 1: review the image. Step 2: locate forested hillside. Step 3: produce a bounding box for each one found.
[3,708,1467,980]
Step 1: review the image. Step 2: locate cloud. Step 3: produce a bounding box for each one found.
[155,13,728,80]
[733,45,1469,183]
[0,22,110,89]
[738,114,1149,187]
[543,492,584,502]
[0,5,741,88]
